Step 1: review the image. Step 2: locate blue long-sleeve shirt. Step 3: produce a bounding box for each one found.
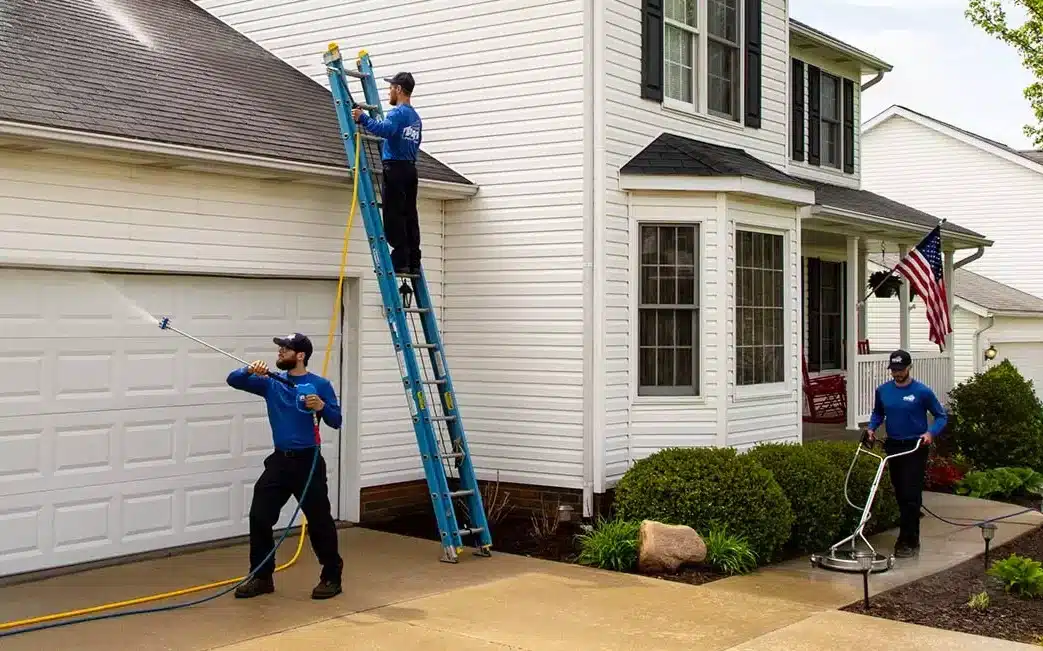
[227,368,342,450]
[358,104,422,161]
[867,379,947,440]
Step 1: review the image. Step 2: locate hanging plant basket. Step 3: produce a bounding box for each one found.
[868,270,903,298]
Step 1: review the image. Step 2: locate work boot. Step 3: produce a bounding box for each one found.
[311,577,342,600]
[893,541,919,558]
[234,575,274,598]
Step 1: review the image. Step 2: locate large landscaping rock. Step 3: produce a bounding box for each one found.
[637,520,706,573]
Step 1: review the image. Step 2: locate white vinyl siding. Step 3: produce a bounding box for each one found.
[195,0,589,490]
[862,115,1043,300]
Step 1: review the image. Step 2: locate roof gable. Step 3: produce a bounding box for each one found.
[863,105,1043,178]
[0,0,471,186]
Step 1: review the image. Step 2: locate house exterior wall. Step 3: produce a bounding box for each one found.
[0,147,445,500]
[195,0,591,492]
[862,115,1043,300]
[786,46,861,188]
[617,191,801,484]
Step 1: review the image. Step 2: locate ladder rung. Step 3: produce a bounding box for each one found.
[442,452,465,460]
[458,527,485,537]
[356,102,378,111]
[345,69,369,79]
[404,307,431,313]
[404,377,446,386]
[361,133,383,142]
[430,415,457,422]
[450,489,474,498]
[410,343,438,349]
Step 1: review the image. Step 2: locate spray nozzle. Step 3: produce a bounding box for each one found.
[158,317,170,330]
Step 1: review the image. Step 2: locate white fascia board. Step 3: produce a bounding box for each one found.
[619,174,816,205]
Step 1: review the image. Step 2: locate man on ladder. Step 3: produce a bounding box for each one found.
[352,71,423,276]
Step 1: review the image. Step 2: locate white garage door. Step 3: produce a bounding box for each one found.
[993,342,1043,399]
[0,269,343,577]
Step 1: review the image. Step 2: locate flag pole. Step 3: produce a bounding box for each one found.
[857,220,946,306]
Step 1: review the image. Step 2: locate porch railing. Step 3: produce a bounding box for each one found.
[853,351,952,423]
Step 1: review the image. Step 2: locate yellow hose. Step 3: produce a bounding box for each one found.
[0,127,363,632]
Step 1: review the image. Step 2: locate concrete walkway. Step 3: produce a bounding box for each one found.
[0,492,1040,650]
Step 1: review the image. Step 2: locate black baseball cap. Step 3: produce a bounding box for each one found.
[384,71,415,94]
[274,333,313,364]
[888,349,911,370]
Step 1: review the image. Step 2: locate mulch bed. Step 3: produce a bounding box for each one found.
[361,511,730,586]
[841,509,1043,645]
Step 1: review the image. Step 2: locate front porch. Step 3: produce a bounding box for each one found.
[796,181,990,431]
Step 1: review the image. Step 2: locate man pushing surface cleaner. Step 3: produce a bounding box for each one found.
[353,71,423,275]
[226,333,344,600]
[865,349,948,559]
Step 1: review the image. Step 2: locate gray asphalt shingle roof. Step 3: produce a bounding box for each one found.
[0,0,472,186]
[621,132,984,240]
[809,180,986,239]
[871,254,1043,314]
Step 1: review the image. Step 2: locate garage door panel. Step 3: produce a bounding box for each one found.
[0,269,346,577]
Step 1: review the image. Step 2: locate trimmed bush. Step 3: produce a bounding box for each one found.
[949,360,1043,471]
[745,442,846,553]
[613,447,794,563]
[804,440,901,536]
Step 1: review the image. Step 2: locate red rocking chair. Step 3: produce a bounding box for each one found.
[802,358,847,423]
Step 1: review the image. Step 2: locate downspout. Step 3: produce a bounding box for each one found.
[861,71,884,91]
[954,246,985,270]
[591,0,607,510]
[973,316,995,374]
[581,0,596,518]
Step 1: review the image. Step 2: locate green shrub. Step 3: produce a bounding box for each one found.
[745,442,846,553]
[613,447,794,563]
[949,360,1043,471]
[804,440,901,535]
[703,527,758,575]
[955,466,1043,500]
[575,518,641,572]
[988,553,1043,598]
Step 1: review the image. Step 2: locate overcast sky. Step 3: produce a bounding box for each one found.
[790,0,1039,150]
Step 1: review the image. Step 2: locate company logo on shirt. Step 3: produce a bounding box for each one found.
[402,124,421,143]
[903,394,916,402]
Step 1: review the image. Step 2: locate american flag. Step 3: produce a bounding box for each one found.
[895,225,952,350]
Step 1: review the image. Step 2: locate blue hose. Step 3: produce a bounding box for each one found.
[0,442,321,638]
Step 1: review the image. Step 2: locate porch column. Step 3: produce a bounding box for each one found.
[945,249,955,390]
[857,241,868,341]
[899,243,910,350]
[846,235,860,430]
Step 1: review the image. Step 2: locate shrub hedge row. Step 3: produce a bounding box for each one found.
[613,440,901,565]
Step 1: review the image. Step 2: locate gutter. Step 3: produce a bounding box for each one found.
[0,120,479,199]
[954,246,985,269]
[861,71,885,91]
[810,205,993,248]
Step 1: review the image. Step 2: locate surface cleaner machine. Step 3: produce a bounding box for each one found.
[810,431,923,573]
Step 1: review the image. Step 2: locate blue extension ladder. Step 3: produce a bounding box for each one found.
[323,43,492,563]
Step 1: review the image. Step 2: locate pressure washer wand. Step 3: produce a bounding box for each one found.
[157,317,292,386]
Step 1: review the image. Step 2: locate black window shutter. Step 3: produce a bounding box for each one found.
[842,78,855,174]
[791,59,805,161]
[807,65,821,166]
[743,0,762,128]
[807,257,822,372]
[641,0,664,101]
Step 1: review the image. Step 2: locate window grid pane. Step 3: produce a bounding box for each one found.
[735,230,786,386]
[664,24,694,103]
[639,224,699,395]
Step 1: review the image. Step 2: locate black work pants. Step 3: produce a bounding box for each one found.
[381,160,421,272]
[249,449,342,581]
[884,437,930,547]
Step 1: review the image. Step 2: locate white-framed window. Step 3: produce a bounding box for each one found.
[735,229,785,386]
[664,0,742,122]
[638,223,700,396]
[820,72,841,169]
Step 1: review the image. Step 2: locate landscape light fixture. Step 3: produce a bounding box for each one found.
[981,522,997,568]
[855,549,875,609]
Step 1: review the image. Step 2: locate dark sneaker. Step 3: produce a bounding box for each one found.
[234,576,274,598]
[894,542,919,558]
[311,578,342,600]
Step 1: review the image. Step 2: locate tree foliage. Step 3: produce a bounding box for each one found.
[967,0,1043,146]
